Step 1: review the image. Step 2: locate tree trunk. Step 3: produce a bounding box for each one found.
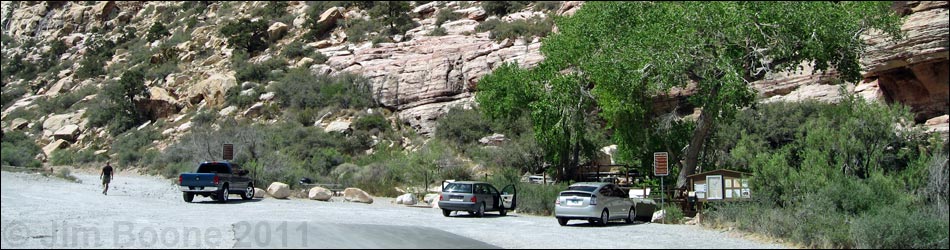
[676,82,721,189]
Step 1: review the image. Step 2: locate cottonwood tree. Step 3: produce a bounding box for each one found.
[478,2,902,186]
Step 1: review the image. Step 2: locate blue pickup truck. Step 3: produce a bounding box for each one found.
[178,162,255,203]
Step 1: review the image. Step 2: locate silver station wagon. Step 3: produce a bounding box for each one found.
[554,182,636,226]
[438,181,517,217]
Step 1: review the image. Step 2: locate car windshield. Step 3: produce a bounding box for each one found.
[567,186,598,192]
[444,183,473,193]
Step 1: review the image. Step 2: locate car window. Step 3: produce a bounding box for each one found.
[568,186,598,192]
[487,185,499,195]
[598,186,612,196]
[444,183,473,193]
[612,185,626,198]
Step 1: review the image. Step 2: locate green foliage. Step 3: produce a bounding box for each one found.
[428,26,447,36]
[87,68,150,135]
[145,22,170,42]
[35,85,96,115]
[659,204,685,224]
[342,18,382,43]
[477,16,553,43]
[224,85,261,108]
[232,51,287,83]
[851,206,949,249]
[281,40,313,59]
[111,129,163,167]
[532,1,562,12]
[253,2,289,20]
[75,37,116,80]
[50,148,107,166]
[1,84,29,109]
[435,107,493,149]
[482,1,530,16]
[435,9,461,26]
[353,113,391,133]
[220,18,269,54]
[270,69,375,111]
[1,131,42,168]
[367,1,416,37]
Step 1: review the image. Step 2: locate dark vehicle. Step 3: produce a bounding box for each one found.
[178,162,255,203]
[438,181,517,217]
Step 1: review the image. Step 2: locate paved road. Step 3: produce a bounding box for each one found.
[0,169,786,249]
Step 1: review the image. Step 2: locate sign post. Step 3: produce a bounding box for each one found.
[654,152,669,222]
[223,143,234,161]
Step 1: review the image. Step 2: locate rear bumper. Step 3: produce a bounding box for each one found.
[180,186,219,193]
[438,201,478,212]
[554,205,601,219]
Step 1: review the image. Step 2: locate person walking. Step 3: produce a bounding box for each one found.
[101,162,114,195]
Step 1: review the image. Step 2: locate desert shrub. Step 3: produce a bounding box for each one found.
[352,113,390,133]
[224,85,260,108]
[1,131,42,168]
[111,129,162,167]
[428,26,447,36]
[220,18,269,54]
[1,84,28,109]
[343,18,382,43]
[435,107,492,148]
[253,1,288,20]
[476,16,553,42]
[482,1,530,16]
[232,51,287,83]
[435,8,461,26]
[281,40,313,59]
[50,148,106,166]
[145,22,170,42]
[532,1,562,12]
[271,69,375,111]
[659,204,685,224]
[851,206,949,249]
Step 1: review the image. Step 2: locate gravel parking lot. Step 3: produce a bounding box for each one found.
[1,169,787,249]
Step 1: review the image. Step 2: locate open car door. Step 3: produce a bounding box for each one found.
[501,184,517,210]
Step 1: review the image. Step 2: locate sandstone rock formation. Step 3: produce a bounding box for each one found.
[308,186,333,201]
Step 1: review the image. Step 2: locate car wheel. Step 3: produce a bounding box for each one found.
[183,192,194,203]
[218,185,229,203]
[476,203,485,217]
[598,209,609,227]
[557,218,569,226]
[625,208,635,224]
[242,185,254,200]
[442,209,451,217]
[499,208,507,216]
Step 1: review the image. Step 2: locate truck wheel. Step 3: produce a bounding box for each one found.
[241,184,255,200]
[218,185,229,203]
[183,192,194,203]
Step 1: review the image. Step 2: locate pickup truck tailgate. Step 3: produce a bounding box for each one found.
[180,173,217,187]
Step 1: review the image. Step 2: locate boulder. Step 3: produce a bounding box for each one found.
[295,57,315,68]
[313,7,343,35]
[254,188,266,198]
[267,182,292,199]
[10,118,29,130]
[396,193,417,205]
[243,102,264,117]
[259,92,276,102]
[411,1,438,16]
[42,111,86,139]
[324,120,352,133]
[651,210,666,223]
[308,186,333,201]
[343,188,374,204]
[42,139,70,157]
[139,87,182,120]
[267,22,289,41]
[478,133,507,146]
[219,106,238,116]
[187,72,237,107]
[53,124,81,142]
[423,193,440,206]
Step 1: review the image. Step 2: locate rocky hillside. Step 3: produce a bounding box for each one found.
[1,1,947,163]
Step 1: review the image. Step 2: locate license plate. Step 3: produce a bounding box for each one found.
[567,199,582,206]
[450,198,463,202]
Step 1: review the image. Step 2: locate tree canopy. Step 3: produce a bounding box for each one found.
[477,1,902,184]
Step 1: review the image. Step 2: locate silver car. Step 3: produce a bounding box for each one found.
[554,182,636,226]
[438,181,517,217]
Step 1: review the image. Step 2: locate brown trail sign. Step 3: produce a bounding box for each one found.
[223,143,234,161]
[654,152,669,176]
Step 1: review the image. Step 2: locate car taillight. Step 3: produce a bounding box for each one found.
[555,198,561,205]
[213,176,220,184]
[590,196,597,205]
[439,195,443,201]
[470,196,477,203]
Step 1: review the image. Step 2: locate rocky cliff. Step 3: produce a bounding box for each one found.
[1,1,947,159]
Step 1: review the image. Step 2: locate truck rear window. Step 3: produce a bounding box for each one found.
[197,163,230,174]
[443,183,473,193]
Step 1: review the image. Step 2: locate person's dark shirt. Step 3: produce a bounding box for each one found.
[103,165,113,176]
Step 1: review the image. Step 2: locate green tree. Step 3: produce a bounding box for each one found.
[481,2,901,187]
[220,18,269,54]
[368,1,416,37]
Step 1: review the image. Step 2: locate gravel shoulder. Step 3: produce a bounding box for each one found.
[1,169,787,249]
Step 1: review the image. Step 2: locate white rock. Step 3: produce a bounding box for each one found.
[176,122,192,132]
[243,103,264,117]
[396,193,417,205]
[343,188,373,204]
[324,120,352,133]
[259,92,276,101]
[308,187,333,201]
[42,139,70,157]
[267,182,292,199]
[254,188,266,198]
[219,106,238,116]
[267,22,289,41]
[53,124,81,141]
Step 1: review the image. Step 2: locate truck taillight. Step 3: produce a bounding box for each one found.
[470,196,477,203]
[213,176,220,184]
[178,175,182,185]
